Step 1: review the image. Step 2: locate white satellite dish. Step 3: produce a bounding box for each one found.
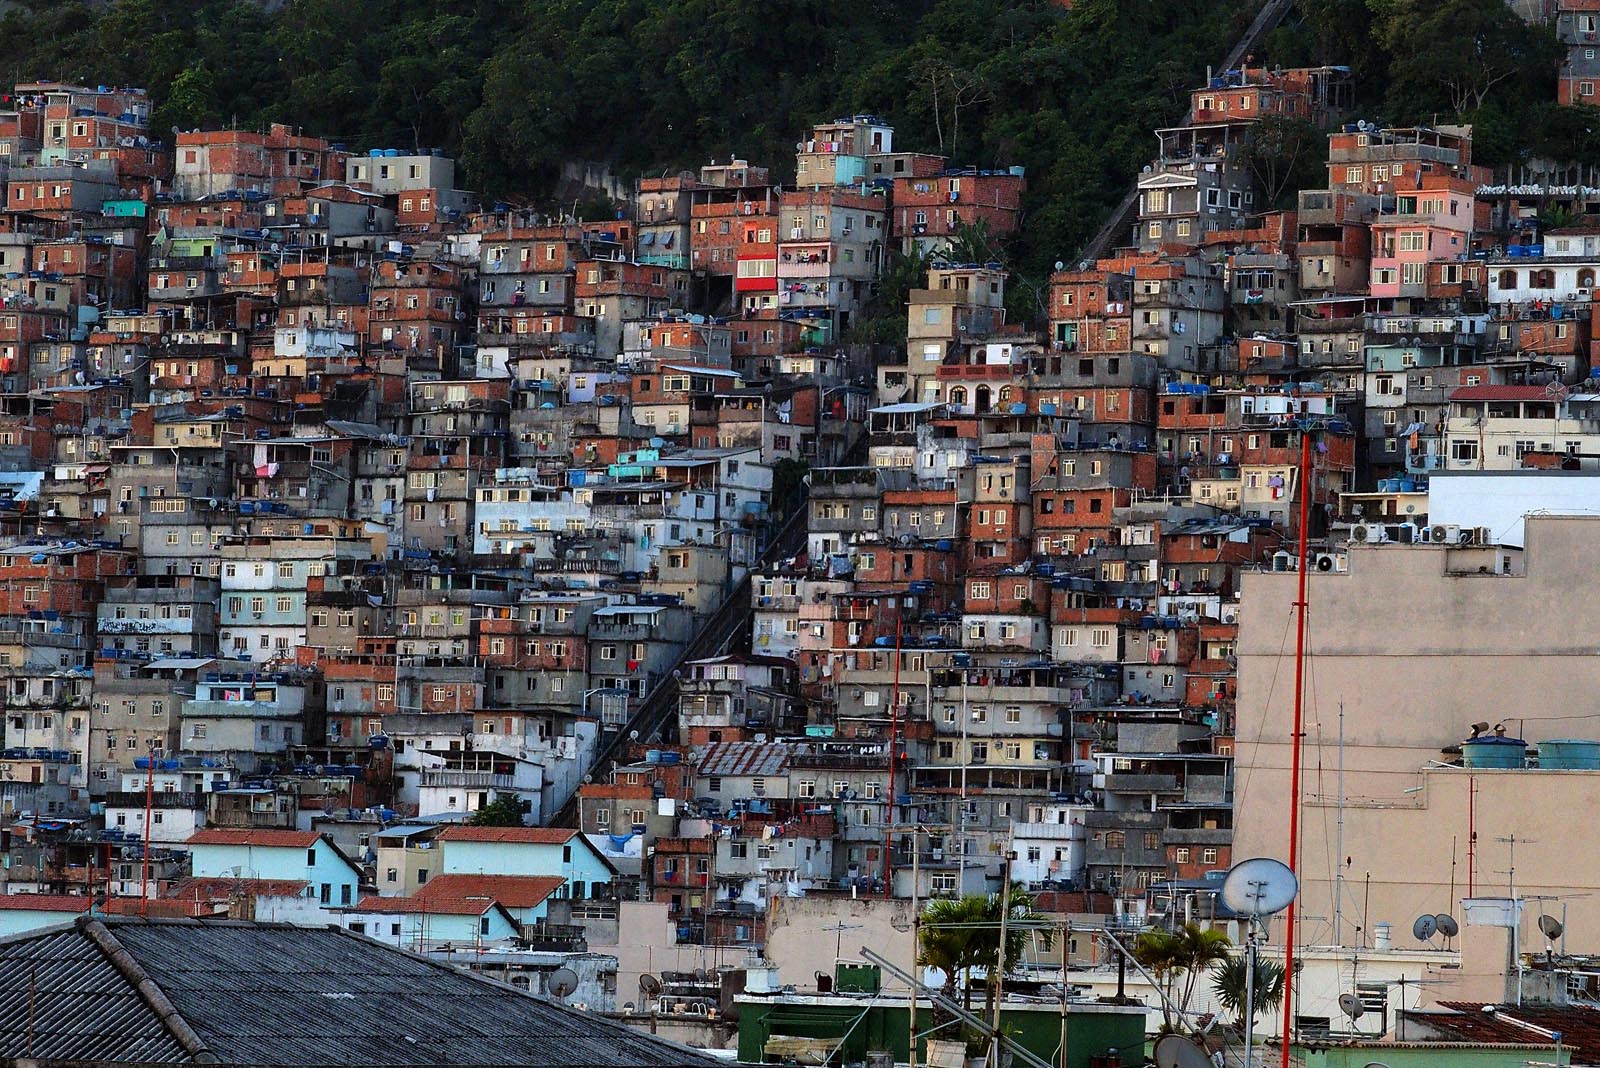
[1152,1034,1213,1068]
[1338,992,1366,1020]
[1221,857,1299,918]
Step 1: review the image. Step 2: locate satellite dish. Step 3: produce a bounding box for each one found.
[1412,914,1438,941]
[1539,914,1564,941]
[548,967,580,999]
[1152,1034,1213,1068]
[693,968,709,981]
[1054,260,1065,271]
[1435,914,1460,938]
[1221,857,1299,918]
[1338,992,1366,1020]
[623,1001,636,1013]
[640,973,663,996]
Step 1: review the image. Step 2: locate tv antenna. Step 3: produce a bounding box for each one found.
[1221,858,1299,1068]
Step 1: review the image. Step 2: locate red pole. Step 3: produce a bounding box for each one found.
[1280,428,1313,1067]
[884,614,903,898]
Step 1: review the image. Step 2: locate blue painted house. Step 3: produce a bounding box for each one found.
[437,827,616,898]
[183,828,362,910]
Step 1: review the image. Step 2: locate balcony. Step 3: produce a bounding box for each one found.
[1101,772,1181,794]
[420,769,515,789]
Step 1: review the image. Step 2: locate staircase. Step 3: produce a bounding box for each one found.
[1075,0,1300,264]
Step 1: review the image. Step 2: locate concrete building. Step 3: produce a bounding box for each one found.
[1235,516,1600,968]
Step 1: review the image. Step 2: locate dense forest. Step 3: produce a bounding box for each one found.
[0,0,1591,296]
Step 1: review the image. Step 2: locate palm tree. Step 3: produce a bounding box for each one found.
[1133,923,1232,1032]
[919,889,1052,1012]
[1211,954,1285,1033]
[919,894,989,1010]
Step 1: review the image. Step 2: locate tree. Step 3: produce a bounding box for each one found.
[1133,922,1232,1032]
[1241,115,1324,212]
[918,894,990,1010]
[937,218,1005,267]
[1373,0,1559,120]
[156,64,222,132]
[1211,953,1285,1034]
[467,795,529,827]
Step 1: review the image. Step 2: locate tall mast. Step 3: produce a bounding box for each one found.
[1280,426,1313,1067]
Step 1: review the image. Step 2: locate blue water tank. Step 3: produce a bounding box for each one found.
[1398,478,1417,492]
[645,749,662,765]
[1462,736,1527,769]
[1539,739,1600,770]
[659,751,681,766]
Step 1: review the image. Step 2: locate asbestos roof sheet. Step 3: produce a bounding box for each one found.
[0,917,722,1067]
[0,924,194,1063]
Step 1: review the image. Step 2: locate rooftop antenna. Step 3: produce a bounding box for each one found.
[1222,858,1299,1068]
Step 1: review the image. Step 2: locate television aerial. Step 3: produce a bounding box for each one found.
[547,967,579,999]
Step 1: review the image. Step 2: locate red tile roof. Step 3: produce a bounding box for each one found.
[0,895,201,917]
[0,894,92,912]
[412,873,565,911]
[437,826,577,845]
[1448,385,1554,402]
[354,892,498,917]
[165,877,312,903]
[184,828,321,848]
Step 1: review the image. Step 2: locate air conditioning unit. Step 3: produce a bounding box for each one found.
[1353,522,1387,545]
[1459,526,1492,546]
[1313,552,1348,574]
[1428,523,1461,544]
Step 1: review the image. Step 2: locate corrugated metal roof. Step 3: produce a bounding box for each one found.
[695,741,791,777]
[0,917,721,1067]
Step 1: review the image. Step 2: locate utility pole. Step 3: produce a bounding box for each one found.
[990,861,1013,1068]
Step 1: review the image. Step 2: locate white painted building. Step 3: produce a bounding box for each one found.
[1429,469,1600,546]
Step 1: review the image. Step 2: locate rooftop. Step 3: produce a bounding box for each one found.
[184,829,321,849]
[436,825,578,845]
[0,916,721,1067]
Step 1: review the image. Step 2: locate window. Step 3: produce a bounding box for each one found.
[1105,831,1126,849]
[1202,848,1218,864]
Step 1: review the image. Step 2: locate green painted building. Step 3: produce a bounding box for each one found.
[734,993,1144,1068]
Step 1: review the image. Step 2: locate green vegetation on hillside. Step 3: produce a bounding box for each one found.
[0,0,1253,278]
[2,0,1596,282]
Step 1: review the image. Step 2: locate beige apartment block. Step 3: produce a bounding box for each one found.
[1235,515,1600,971]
